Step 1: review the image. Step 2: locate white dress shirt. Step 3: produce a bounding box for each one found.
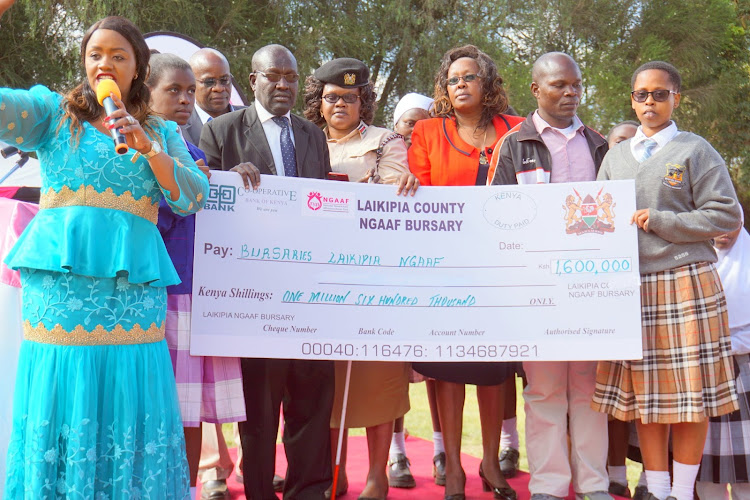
[630,120,679,160]
[254,100,295,177]
[195,102,240,125]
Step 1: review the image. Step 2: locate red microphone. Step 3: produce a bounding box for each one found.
[96,79,129,155]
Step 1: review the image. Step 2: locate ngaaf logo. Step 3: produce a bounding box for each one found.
[307,192,322,210]
[206,184,236,211]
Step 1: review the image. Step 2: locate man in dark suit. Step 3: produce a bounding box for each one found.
[200,44,333,500]
[183,48,245,146]
[200,47,329,183]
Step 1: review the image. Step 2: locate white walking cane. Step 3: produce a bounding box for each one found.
[330,359,352,500]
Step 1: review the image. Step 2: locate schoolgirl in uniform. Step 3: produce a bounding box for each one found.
[591,61,741,500]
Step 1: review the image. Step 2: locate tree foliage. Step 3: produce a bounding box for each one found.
[1,0,748,204]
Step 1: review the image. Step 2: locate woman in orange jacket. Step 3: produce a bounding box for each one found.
[409,45,523,500]
[408,48,523,188]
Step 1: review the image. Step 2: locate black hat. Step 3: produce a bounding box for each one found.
[314,58,369,88]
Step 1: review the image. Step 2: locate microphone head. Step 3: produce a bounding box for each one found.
[96,79,121,105]
[1,145,19,159]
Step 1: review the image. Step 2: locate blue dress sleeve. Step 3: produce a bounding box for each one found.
[0,85,60,151]
[157,139,206,236]
[152,120,209,216]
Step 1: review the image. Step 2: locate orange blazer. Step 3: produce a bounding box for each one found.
[408,114,525,186]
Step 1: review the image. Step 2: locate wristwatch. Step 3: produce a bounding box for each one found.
[142,140,162,159]
[131,140,162,162]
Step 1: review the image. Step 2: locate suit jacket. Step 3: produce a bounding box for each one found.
[199,104,331,179]
[181,110,205,146]
[182,104,248,146]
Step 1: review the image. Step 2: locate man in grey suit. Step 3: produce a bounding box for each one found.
[200,44,333,500]
[182,48,244,146]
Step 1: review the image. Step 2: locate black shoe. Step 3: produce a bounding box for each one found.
[273,474,285,492]
[608,481,631,497]
[433,452,447,486]
[479,464,517,500]
[201,479,229,500]
[632,486,648,500]
[498,447,520,479]
[642,494,664,500]
[388,453,416,488]
[444,495,466,500]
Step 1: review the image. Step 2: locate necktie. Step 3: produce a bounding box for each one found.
[641,138,657,162]
[271,116,297,177]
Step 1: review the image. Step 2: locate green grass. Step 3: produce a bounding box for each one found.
[223,377,643,493]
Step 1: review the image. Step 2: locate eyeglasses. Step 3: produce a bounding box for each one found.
[631,89,677,102]
[322,93,360,104]
[446,74,480,86]
[196,75,233,89]
[254,71,300,83]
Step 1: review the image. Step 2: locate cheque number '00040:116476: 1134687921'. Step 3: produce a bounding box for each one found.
[299,343,540,359]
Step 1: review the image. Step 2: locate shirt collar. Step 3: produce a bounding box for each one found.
[632,120,678,148]
[254,100,291,124]
[195,102,239,124]
[532,110,584,138]
[176,125,187,145]
[325,121,368,143]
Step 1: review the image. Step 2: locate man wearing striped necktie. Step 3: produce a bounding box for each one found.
[200,44,333,500]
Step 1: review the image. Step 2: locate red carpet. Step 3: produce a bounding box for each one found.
[198,436,629,500]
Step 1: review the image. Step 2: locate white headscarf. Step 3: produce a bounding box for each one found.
[715,213,750,352]
[393,93,434,127]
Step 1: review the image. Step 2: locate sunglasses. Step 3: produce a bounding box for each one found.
[631,89,677,103]
[255,71,300,83]
[322,93,360,104]
[196,75,233,89]
[447,74,480,86]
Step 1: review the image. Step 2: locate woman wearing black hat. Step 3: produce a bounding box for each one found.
[304,58,419,190]
[303,57,418,500]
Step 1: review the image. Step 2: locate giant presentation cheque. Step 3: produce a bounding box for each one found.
[191,171,642,361]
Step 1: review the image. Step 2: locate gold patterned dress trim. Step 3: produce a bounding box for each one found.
[23,320,165,345]
[40,185,159,224]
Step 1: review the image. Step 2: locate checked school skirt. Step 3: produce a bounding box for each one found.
[165,294,246,427]
[699,352,750,484]
[591,262,738,424]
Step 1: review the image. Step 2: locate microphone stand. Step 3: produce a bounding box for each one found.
[0,145,30,185]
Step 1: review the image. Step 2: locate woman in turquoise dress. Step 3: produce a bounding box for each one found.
[1,11,209,499]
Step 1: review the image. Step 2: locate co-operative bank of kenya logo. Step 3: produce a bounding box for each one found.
[304,190,352,216]
[205,184,236,211]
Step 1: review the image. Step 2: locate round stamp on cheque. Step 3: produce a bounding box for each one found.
[483,191,537,231]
